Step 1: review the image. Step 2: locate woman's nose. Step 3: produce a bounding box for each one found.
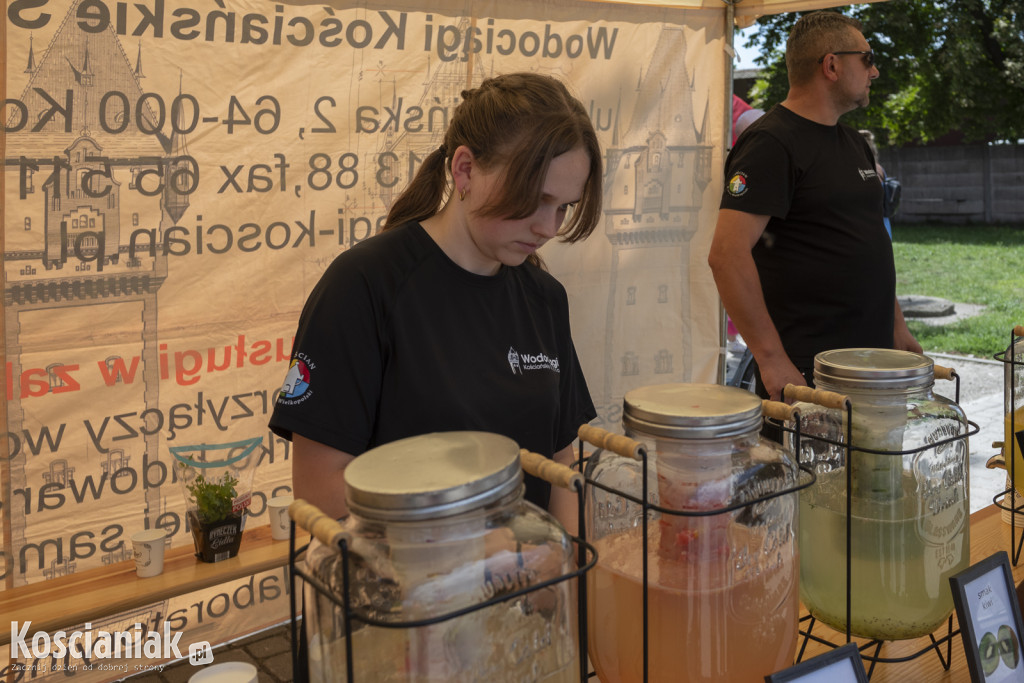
[532,208,562,238]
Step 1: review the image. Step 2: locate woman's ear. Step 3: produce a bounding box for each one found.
[450,145,475,190]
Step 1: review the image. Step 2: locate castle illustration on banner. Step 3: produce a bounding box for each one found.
[4,1,184,582]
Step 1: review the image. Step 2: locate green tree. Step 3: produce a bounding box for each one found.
[742,1,1024,145]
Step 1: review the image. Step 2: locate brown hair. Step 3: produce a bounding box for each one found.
[786,12,864,87]
[383,72,603,266]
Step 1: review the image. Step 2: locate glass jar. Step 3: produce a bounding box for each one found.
[302,431,578,683]
[584,383,801,683]
[795,348,970,641]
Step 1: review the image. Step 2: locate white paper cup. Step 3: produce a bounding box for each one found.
[132,529,168,578]
[188,662,258,682]
[267,495,294,540]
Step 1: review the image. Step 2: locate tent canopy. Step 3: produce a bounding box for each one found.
[584,0,889,26]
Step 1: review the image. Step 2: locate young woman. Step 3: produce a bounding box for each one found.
[269,72,603,529]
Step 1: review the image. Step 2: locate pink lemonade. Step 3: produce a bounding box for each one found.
[587,525,799,683]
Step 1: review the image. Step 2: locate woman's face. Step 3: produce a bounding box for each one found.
[463,146,590,275]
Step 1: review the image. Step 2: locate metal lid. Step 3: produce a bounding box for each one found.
[814,348,934,390]
[344,431,523,521]
[622,383,763,439]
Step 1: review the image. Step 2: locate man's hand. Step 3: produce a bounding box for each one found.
[758,357,809,403]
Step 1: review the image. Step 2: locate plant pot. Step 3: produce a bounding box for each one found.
[189,510,244,563]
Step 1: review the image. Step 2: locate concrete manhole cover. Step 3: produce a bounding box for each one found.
[899,295,956,318]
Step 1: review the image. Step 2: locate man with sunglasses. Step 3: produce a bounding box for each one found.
[709,11,921,405]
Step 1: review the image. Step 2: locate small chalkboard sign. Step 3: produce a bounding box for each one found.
[765,643,868,683]
[950,551,1024,682]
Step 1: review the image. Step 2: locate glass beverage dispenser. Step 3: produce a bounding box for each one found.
[295,431,581,683]
[794,348,970,641]
[584,383,802,683]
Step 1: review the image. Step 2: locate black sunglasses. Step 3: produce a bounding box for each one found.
[817,50,875,68]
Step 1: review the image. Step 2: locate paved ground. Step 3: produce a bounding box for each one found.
[127,622,293,682]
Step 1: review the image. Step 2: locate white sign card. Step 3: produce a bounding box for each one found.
[951,551,1024,682]
[765,642,868,683]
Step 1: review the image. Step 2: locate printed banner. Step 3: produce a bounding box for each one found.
[2,0,727,679]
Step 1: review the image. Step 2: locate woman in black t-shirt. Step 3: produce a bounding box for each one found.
[270,73,603,531]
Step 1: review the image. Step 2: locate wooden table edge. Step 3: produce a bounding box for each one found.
[0,526,291,648]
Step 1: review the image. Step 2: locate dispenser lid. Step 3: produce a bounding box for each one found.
[814,348,933,390]
[344,431,523,521]
[622,383,763,439]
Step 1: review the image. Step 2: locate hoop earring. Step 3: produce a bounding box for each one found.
[459,187,467,201]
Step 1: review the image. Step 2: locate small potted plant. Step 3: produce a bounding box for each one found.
[172,442,261,563]
[184,468,245,562]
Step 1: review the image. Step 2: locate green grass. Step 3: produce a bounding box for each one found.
[892,223,1024,357]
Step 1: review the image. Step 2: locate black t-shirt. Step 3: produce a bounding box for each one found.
[269,222,596,508]
[720,105,896,370]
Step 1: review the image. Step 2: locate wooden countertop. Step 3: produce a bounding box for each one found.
[0,526,290,647]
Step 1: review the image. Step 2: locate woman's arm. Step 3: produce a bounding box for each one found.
[292,433,355,520]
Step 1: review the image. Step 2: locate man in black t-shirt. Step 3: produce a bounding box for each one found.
[708,11,920,402]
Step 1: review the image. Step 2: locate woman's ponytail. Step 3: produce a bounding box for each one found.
[382,146,450,231]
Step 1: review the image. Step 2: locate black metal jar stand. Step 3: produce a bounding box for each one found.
[994,326,1024,564]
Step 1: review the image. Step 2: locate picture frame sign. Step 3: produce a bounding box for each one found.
[950,551,1024,682]
[764,642,868,683]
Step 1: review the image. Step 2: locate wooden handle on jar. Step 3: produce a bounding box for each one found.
[289,499,348,548]
[578,424,644,460]
[933,364,956,381]
[762,399,799,422]
[1015,325,1024,338]
[783,384,851,410]
[520,449,583,492]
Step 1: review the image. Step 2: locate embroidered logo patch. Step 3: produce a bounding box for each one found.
[727,172,749,196]
[277,356,313,404]
[507,346,559,374]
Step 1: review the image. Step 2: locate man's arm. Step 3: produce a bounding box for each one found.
[708,208,808,401]
[893,298,923,353]
[292,433,355,520]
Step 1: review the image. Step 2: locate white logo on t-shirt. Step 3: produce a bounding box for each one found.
[508,346,560,373]
[508,347,522,374]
